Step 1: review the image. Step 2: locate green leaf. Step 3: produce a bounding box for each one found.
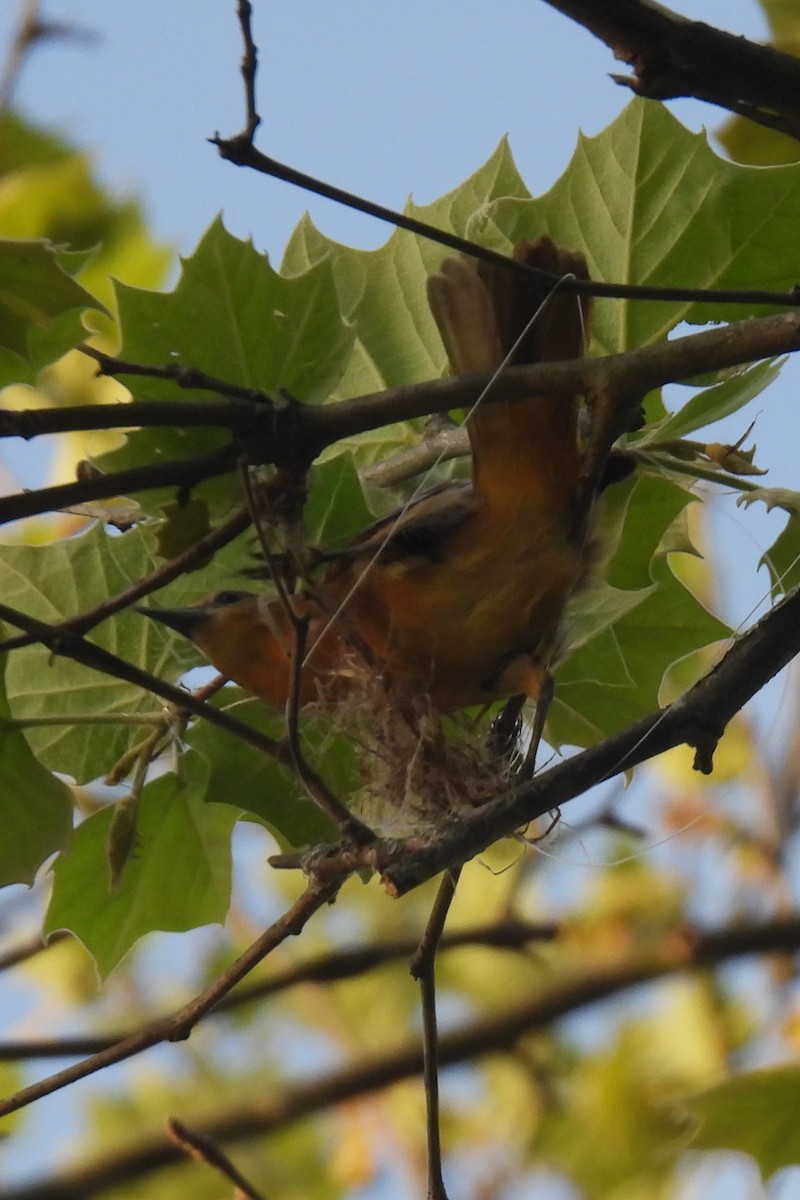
[761,514,800,595]
[0,113,171,307]
[0,688,72,888]
[559,583,650,688]
[0,238,98,363]
[737,487,800,596]
[0,114,169,387]
[646,359,784,443]
[489,99,800,353]
[44,760,237,978]
[738,486,800,521]
[118,216,353,401]
[94,216,354,519]
[0,523,210,783]
[283,140,530,395]
[187,690,344,849]
[304,451,375,547]
[689,1067,800,1177]
[550,475,730,745]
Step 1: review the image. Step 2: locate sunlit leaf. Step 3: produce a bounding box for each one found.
[0,523,209,782]
[488,99,800,352]
[45,758,236,978]
[689,1067,800,1177]
[0,686,72,887]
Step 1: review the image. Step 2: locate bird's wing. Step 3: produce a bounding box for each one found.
[326,479,478,568]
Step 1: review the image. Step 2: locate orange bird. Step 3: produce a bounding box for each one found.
[143,238,597,721]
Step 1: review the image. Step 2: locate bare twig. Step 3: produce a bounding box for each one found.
[10,915,800,1200]
[236,0,260,141]
[0,874,345,1120]
[80,342,274,401]
[544,0,800,139]
[0,507,251,653]
[410,869,462,1200]
[213,0,800,308]
[0,443,240,527]
[361,421,470,488]
[166,1117,266,1200]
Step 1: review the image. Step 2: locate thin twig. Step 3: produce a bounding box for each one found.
[0,507,251,653]
[80,343,273,401]
[361,422,469,489]
[411,869,462,1200]
[236,0,260,141]
[166,1117,266,1200]
[0,874,345,1119]
[214,1,800,309]
[10,915,800,1200]
[0,443,240,527]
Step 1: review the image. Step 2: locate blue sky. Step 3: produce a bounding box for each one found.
[2,3,799,1195]
[0,1,788,617]
[0,0,792,652]
[0,1,770,260]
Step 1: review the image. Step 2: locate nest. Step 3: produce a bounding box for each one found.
[303,648,517,838]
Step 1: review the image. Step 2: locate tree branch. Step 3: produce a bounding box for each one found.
[214,0,800,306]
[0,399,268,440]
[543,0,800,139]
[0,443,241,526]
[166,1117,266,1200]
[321,311,800,445]
[410,869,461,1200]
[3,311,798,504]
[9,913,800,1200]
[380,581,800,896]
[0,874,344,1121]
[0,917,559,1061]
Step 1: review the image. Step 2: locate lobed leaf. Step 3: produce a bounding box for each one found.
[44,757,236,978]
[689,1067,800,1177]
[0,687,72,888]
[0,523,208,783]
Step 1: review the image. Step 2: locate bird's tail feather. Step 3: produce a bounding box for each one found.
[427,237,591,511]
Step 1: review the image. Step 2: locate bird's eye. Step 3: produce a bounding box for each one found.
[214,590,249,606]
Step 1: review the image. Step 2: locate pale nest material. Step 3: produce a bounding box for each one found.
[306,648,514,838]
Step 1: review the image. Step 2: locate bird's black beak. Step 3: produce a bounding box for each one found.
[136,606,208,641]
